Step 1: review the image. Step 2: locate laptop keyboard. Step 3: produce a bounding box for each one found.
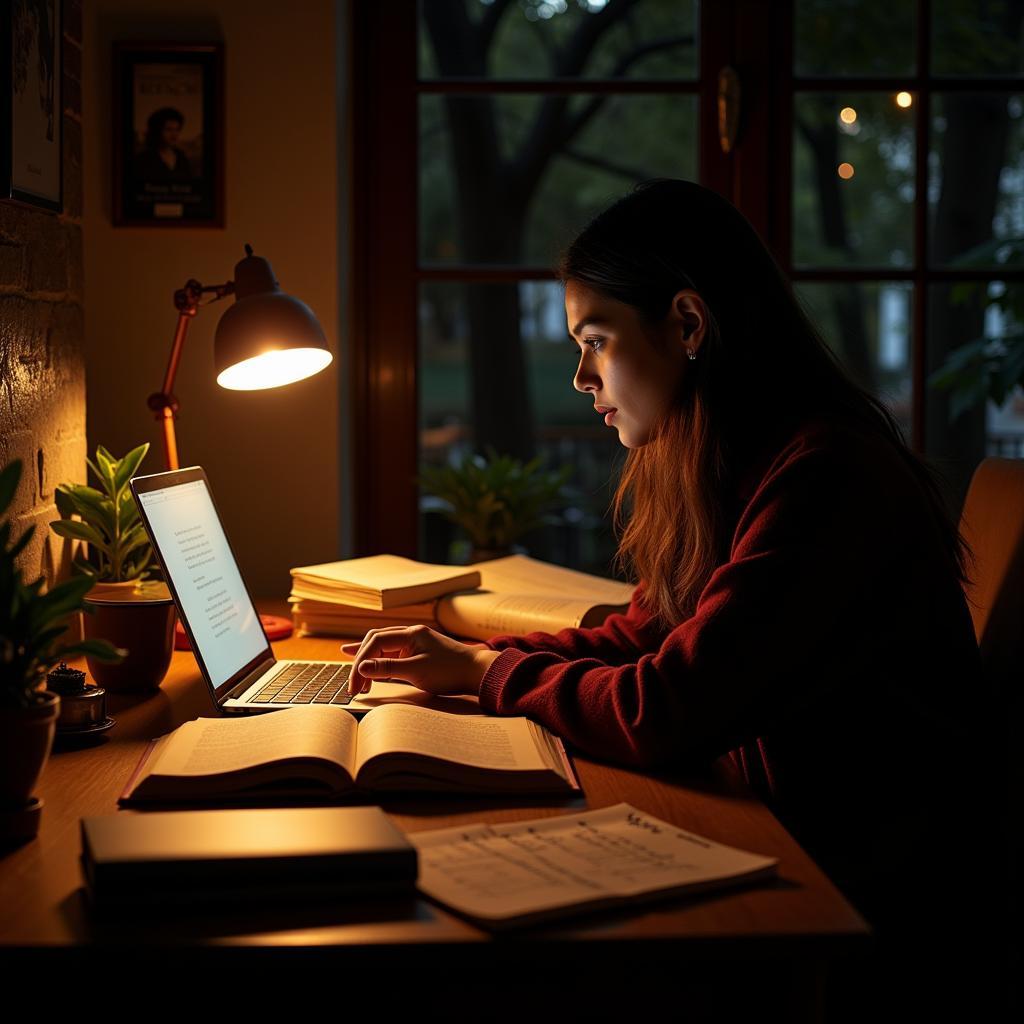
[248,662,354,705]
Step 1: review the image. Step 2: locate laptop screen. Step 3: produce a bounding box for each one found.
[134,474,268,691]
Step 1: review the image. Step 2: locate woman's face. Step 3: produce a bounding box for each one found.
[566,279,695,449]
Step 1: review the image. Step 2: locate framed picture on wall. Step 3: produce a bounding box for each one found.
[0,0,63,212]
[113,42,224,227]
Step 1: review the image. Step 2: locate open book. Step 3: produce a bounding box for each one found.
[292,554,636,642]
[119,704,579,804]
[410,803,779,930]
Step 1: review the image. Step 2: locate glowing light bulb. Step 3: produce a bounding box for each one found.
[896,91,913,108]
[839,107,858,124]
[837,162,855,180]
[217,347,333,391]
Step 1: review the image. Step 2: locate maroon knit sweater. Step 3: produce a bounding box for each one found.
[479,415,988,922]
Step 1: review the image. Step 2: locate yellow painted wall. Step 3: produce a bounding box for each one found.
[83,1,343,600]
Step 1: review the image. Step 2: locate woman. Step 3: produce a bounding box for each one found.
[342,180,991,949]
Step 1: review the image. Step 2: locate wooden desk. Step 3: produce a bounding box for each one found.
[1,605,868,1018]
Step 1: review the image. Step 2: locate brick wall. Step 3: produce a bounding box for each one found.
[0,0,84,593]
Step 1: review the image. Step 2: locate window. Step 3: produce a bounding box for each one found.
[348,0,1024,561]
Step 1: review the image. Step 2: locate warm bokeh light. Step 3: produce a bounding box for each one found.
[839,106,858,124]
[837,162,855,180]
[217,347,333,391]
[895,91,913,108]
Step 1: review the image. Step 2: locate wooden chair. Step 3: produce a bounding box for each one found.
[958,456,1023,978]
[959,456,1024,694]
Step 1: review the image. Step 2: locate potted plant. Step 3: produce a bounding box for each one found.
[49,443,175,693]
[52,443,156,592]
[0,459,124,841]
[419,446,571,563]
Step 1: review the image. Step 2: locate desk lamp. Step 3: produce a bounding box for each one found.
[146,245,330,643]
[147,244,332,470]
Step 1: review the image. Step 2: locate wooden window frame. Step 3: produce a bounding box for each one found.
[347,0,1024,555]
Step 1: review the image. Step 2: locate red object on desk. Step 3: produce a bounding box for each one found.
[174,614,293,650]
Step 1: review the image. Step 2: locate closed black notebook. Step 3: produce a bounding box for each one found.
[80,805,417,909]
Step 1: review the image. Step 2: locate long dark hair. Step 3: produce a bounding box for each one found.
[560,179,969,628]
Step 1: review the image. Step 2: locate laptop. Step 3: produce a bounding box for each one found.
[130,466,426,716]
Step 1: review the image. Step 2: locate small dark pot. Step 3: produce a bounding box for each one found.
[83,582,176,693]
[0,691,60,840]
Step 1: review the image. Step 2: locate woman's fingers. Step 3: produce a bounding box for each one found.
[346,626,426,693]
[338,624,480,697]
[356,651,430,683]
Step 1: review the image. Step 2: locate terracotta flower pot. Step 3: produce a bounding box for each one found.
[0,691,60,841]
[82,581,176,693]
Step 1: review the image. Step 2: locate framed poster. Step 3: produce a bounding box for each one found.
[1,0,63,211]
[113,42,224,227]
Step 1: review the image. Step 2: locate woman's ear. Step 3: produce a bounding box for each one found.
[670,289,708,355]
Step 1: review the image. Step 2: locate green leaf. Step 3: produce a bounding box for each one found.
[112,443,150,497]
[55,483,81,518]
[117,528,151,561]
[93,449,118,494]
[56,484,116,537]
[120,493,140,530]
[28,574,95,627]
[0,460,21,517]
[23,624,70,658]
[58,638,127,662]
[49,519,112,555]
[71,555,98,577]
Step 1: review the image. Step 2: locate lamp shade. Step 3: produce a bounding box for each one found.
[213,250,332,390]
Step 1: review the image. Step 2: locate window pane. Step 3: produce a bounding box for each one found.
[796,281,914,440]
[926,282,1024,504]
[793,92,916,268]
[794,0,915,77]
[929,93,1024,268]
[418,0,698,81]
[932,0,1024,76]
[419,281,623,573]
[420,93,697,266]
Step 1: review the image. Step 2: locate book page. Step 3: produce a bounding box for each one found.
[352,704,552,775]
[410,803,779,925]
[475,555,634,605]
[147,706,359,779]
[438,591,616,640]
[436,555,635,639]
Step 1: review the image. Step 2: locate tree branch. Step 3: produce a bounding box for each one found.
[514,28,696,199]
[479,0,516,56]
[561,146,654,182]
[552,0,644,78]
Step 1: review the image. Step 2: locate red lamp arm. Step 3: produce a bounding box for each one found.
[147,278,235,471]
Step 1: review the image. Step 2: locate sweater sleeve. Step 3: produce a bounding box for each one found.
[482,581,667,667]
[478,435,887,770]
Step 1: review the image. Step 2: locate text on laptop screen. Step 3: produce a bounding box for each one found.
[136,479,266,689]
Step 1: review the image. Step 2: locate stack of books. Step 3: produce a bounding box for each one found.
[288,553,636,641]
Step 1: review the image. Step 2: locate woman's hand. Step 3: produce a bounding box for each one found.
[340,625,501,697]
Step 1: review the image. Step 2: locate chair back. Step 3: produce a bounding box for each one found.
[959,457,1024,695]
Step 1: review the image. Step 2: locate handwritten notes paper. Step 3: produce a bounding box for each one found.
[409,803,778,929]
